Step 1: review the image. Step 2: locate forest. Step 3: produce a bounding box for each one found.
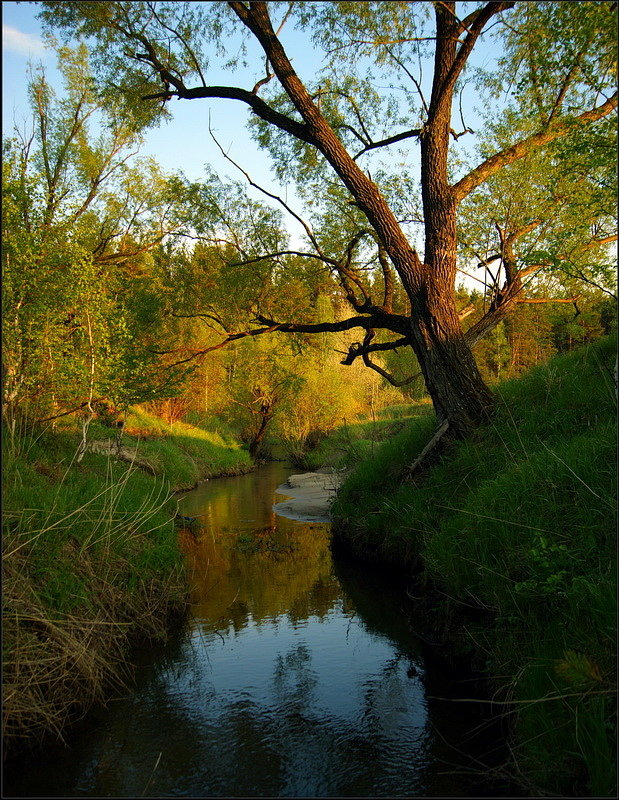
[2,1,617,797]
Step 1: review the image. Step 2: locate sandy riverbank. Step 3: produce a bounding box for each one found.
[273,470,346,523]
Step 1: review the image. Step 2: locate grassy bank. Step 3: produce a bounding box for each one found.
[331,335,617,796]
[102,406,253,489]
[287,401,433,471]
[2,408,252,757]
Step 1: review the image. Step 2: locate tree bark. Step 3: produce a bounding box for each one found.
[406,1,494,434]
[230,0,498,438]
[410,285,495,433]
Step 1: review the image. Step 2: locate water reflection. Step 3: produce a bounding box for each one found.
[3,462,491,798]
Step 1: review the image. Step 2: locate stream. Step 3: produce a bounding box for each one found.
[4,461,507,797]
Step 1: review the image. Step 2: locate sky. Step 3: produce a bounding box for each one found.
[2,2,300,183]
[2,1,501,265]
[2,2,349,248]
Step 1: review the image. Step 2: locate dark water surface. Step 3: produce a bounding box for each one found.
[4,462,505,798]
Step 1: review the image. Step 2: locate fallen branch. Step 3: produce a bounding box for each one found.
[404,419,451,478]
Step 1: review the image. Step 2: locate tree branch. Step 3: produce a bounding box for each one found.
[209,126,336,265]
[169,310,228,330]
[334,122,370,148]
[336,231,376,310]
[384,45,429,116]
[340,335,411,365]
[453,92,618,203]
[431,2,515,116]
[274,1,296,36]
[353,127,422,160]
[581,233,617,250]
[458,303,476,321]
[362,353,419,387]
[326,89,374,143]
[226,0,425,292]
[152,324,284,368]
[145,1,207,87]
[252,67,274,95]
[229,250,330,267]
[254,314,377,335]
[353,331,419,387]
[377,244,395,311]
[547,50,585,124]
[463,220,544,345]
[36,401,94,423]
[142,83,317,146]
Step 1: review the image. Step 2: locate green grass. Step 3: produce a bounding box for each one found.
[290,403,433,471]
[332,334,617,796]
[88,405,252,489]
[124,406,253,484]
[181,410,242,445]
[2,405,252,756]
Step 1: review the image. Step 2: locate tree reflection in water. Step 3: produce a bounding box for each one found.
[3,463,501,798]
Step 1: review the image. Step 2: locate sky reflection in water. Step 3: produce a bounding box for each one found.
[5,462,488,798]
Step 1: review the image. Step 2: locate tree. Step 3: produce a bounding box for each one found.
[162,217,400,450]
[225,336,303,457]
[457,113,616,347]
[2,45,199,432]
[40,1,617,448]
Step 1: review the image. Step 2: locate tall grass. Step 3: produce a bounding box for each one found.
[332,335,617,796]
[2,424,187,757]
[3,401,258,755]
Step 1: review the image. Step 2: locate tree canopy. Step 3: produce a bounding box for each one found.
[22,1,619,443]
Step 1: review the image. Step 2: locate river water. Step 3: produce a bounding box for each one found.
[4,462,505,797]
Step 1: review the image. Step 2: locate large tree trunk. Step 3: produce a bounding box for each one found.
[235,0,498,439]
[406,1,494,436]
[409,285,495,435]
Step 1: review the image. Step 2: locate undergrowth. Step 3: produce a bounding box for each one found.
[332,335,617,796]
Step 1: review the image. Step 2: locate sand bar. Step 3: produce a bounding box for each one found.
[273,470,345,523]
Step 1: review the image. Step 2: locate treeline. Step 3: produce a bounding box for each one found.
[1,48,406,449]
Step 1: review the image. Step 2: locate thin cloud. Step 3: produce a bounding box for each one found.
[3,24,48,57]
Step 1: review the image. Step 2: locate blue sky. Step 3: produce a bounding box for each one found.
[2,1,338,247]
[2,2,292,183]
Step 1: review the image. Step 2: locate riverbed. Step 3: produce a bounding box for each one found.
[4,462,505,797]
